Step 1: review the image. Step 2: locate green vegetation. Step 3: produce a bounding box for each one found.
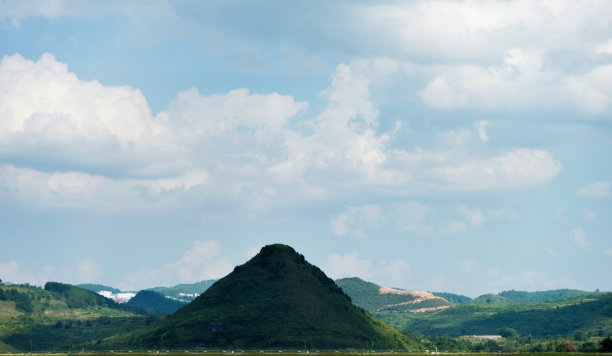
[149,280,216,302]
[432,292,472,305]
[399,293,612,338]
[470,293,512,304]
[499,289,592,302]
[44,282,120,309]
[109,245,413,350]
[335,277,451,312]
[0,283,155,352]
[126,290,185,315]
[77,284,122,294]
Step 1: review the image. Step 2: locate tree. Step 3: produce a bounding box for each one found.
[499,327,518,339]
[555,341,576,352]
[579,341,597,352]
[600,337,612,353]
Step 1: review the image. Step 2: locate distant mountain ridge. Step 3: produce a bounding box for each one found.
[336,277,452,313]
[126,290,185,315]
[0,282,153,352]
[499,289,593,302]
[148,279,216,302]
[77,283,122,294]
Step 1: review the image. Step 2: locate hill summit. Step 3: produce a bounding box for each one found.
[125,244,409,349]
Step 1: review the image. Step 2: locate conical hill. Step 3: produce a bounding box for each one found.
[128,244,409,349]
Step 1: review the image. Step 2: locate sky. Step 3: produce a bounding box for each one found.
[0,0,611,297]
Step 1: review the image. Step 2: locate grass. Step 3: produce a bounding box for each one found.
[0,353,610,356]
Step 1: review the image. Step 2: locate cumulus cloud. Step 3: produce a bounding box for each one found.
[577,181,611,198]
[0,53,181,176]
[0,165,208,212]
[569,227,591,248]
[0,54,563,214]
[457,205,485,227]
[604,249,612,258]
[418,47,612,117]
[119,240,233,290]
[473,120,489,141]
[429,148,562,190]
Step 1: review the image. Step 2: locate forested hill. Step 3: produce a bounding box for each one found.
[398,293,612,338]
[0,283,154,352]
[336,277,452,312]
[77,283,122,294]
[147,279,216,302]
[499,289,593,302]
[108,244,412,350]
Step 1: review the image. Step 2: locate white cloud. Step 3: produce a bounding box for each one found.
[0,53,183,176]
[457,205,485,227]
[596,39,612,54]
[0,260,55,286]
[581,208,596,221]
[545,247,558,256]
[474,120,489,141]
[322,251,372,280]
[430,148,562,190]
[0,165,208,212]
[604,249,612,258]
[269,61,400,186]
[569,227,591,248]
[577,181,611,198]
[119,240,233,291]
[417,45,612,117]
[0,54,563,215]
[330,204,382,238]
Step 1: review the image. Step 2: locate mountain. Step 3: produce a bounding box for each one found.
[0,283,154,352]
[470,293,511,304]
[336,277,452,312]
[432,292,472,305]
[126,290,186,314]
[44,282,121,309]
[112,244,411,350]
[498,289,592,303]
[148,280,216,302]
[401,293,612,338]
[77,283,122,294]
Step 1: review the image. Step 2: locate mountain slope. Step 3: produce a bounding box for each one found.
[116,244,411,349]
[148,280,216,302]
[499,289,592,303]
[401,293,612,338]
[0,283,153,352]
[77,284,122,294]
[336,277,451,312]
[432,292,472,305]
[126,290,185,314]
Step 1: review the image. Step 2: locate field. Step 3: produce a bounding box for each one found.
[0,353,609,356]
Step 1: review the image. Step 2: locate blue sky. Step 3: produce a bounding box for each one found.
[0,0,611,297]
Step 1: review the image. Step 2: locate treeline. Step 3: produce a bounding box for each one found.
[0,288,33,313]
[403,330,612,353]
